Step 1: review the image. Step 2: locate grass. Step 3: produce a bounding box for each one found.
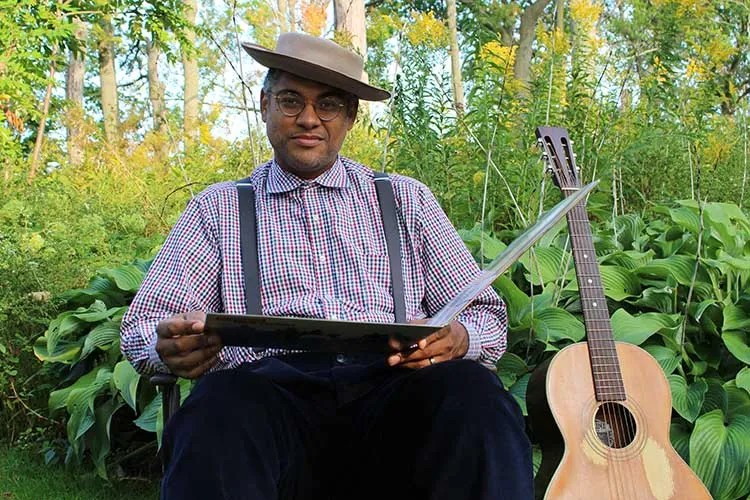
[0,446,160,500]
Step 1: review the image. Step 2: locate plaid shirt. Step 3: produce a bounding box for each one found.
[121,157,507,373]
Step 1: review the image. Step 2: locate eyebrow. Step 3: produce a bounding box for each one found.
[275,89,347,100]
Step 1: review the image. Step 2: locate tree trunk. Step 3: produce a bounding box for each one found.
[555,0,564,31]
[447,0,465,115]
[278,0,291,32]
[183,0,199,146]
[97,16,120,144]
[514,0,553,91]
[334,0,368,89]
[29,59,56,183]
[148,38,167,131]
[66,17,86,166]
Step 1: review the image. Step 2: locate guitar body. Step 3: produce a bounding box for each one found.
[528,341,711,500]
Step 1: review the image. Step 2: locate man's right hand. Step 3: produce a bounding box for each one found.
[156,311,223,379]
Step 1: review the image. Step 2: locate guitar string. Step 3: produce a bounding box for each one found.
[571,210,632,499]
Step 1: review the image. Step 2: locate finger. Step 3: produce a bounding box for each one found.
[157,312,207,339]
[168,344,222,372]
[183,353,220,379]
[398,353,444,370]
[387,337,452,367]
[159,333,218,358]
[417,325,451,350]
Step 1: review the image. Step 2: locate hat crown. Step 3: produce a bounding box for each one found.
[241,32,390,101]
[275,33,364,81]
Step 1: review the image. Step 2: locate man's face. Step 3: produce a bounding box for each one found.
[261,72,357,179]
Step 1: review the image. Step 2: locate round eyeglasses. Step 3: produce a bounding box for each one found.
[271,91,347,122]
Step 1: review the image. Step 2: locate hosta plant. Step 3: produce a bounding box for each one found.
[462,199,750,500]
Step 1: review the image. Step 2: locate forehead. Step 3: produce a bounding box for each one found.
[271,72,346,97]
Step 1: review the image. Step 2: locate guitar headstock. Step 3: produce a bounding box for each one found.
[536,126,581,191]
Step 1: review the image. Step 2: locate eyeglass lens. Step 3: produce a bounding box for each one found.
[275,92,345,121]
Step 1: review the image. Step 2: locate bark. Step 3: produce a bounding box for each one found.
[334,0,368,85]
[30,59,56,183]
[97,16,120,144]
[555,0,564,31]
[514,0,553,91]
[278,0,291,31]
[66,17,86,166]
[147,38,167,131]
[447,0,465,115]
[183,0,199,145]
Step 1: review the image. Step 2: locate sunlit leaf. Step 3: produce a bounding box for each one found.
[668,374,707,422]
[610,309,679,345]
[722,332,750,364]
[689,409,750,500]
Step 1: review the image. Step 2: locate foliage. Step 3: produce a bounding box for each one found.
[467,199,750,499]
[33,260,191,478]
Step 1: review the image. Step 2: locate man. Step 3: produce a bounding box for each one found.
[121,32,532,499]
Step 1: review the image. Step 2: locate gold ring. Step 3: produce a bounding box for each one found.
[429,357,435,365]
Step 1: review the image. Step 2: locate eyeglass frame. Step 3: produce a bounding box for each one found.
[268,90,351,122]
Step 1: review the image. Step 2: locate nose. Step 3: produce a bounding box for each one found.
[295,101,321,128]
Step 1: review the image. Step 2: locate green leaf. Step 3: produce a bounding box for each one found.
[533,308,585,344]
[496,352,528,389]
[113,361,140,412]
[723,303,750,332]
[80,321,121,358]
[670,421,691,463]
[668,374,707,422]
[91,398,124,479]
[134,393,160,433]
[519,246,569,286]
[637,255,696,285]
[725,381,750,420]
[722,332,750,364]
[642,345,681,375]
[509,373,530,416]
[689,409,750,500]
[99,265,145,292]
[493,276,530,327]
[610,309,680,346]
[33,336,82,364]
[598,265,641,301]
[737,368,750,396]
[669,205,700,234]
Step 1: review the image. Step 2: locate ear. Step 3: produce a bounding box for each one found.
[260,90,268,123]
[346,100,359,131]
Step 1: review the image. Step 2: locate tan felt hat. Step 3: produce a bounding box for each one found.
[242,32,391,102]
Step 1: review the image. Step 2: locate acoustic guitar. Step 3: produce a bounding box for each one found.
[526,127,712,500]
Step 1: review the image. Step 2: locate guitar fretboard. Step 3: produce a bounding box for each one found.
[565,202,626,401]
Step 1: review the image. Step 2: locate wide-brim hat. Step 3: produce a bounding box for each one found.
[242,32,390,102]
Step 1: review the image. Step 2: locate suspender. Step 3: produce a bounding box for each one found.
[236,179,262,315]
[235,173,406,323]
[373,172,406,324]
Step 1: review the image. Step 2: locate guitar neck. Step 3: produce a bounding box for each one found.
[565,201,626,401]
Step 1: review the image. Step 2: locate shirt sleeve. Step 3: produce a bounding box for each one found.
[120,195,225,375]
[416,185,508,369]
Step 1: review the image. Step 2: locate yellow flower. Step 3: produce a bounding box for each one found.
[406,11,448,49]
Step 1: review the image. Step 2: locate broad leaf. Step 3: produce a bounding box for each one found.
[689,409,750,500]
[81,321,121,358]
[33,336,82,364]
[722,332,750,364]
[636,255,696,285]
[493,276,530,327]
[668,374,707,422]
[670,421,691,463]
[723,303,750,332]
[509,373,530,416]
[91,398,124,479]
[519,246,569,286]
[610,309,679,346]
[113,360,140,411]
[642,345,680,375]
[532,308,585,344]
[737,367,750,396]
[99,265,145,292]
[496,352,527,389]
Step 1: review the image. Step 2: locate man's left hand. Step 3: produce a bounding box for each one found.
[387,320,469,369]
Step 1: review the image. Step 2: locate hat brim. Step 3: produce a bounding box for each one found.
[242,42,391,102]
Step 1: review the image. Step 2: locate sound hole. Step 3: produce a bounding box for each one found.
[594,402,637,449]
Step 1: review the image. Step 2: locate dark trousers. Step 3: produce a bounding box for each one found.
[161,353,533,500]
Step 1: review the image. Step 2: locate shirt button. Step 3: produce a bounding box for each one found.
[335,353,346,364]
[319,253,327,263]
[329,313,339,320]
[311,214,320,222]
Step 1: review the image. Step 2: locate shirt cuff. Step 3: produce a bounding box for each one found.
[148,328,170,373]
[458,316,482,361]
